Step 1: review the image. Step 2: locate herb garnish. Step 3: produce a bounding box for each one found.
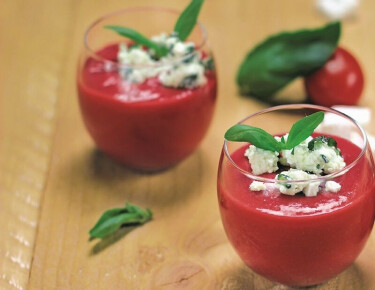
[104,26,168,58]
[105,0,205,56]
[286,112,325,149]
[308,135,342,156]
[236,22,341,101]
[308,136,335,149]
[321,154,329,163]
[224,125,282,152]
[174,0,205,41]
[225,111,324,152]
[89,202,153,239]
[277,173,292,189]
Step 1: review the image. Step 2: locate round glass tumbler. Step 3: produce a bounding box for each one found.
[217,104,375,287]
[77,8,217,171]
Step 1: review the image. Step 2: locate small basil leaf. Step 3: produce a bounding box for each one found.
[104,26,168,57]
[286,112,324,149]
[89,202,153,239]
[174,0,205,41]
[327,137,337,148]
[225,124,281,152]
[277,174,290,180]
[277,174,292,188]
[321,154,329,163]
[335,147,342,157]
[236,22,341,100]
[308,135,338,151]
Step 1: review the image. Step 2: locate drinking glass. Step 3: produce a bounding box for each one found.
[77,7,217,171]
[217,104,375,286]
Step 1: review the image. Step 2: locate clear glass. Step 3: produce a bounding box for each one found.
[217,104,375,287]
[77,7,217,171]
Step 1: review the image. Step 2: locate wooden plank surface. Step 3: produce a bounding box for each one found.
[0,0,374,289]
[0,0,74,289]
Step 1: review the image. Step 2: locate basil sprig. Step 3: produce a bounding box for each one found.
[286,112,324,149]
[225,125,281,152]
[174,0,205,41]
[104,26,168,58]
[89,202,153,239]
[225,111,324,152]
[105,0,205,56]
[237,22,341,100]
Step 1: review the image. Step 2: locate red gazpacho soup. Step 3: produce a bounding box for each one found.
[77,43,217,171]
[218,134,375,286]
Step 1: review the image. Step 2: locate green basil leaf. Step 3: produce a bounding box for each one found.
[236,22,341,100]
[225,124,281,152]
[174,0,205,41]
[308,135,338,151]
[104,26,168,57]
[286,112,324,149]
[277,173,290,180]
[89,202,153,239]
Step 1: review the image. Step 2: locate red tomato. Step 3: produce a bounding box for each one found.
[304,47,364,107]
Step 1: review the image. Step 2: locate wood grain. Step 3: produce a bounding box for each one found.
[0,0,374,289]
[0,0,74,289]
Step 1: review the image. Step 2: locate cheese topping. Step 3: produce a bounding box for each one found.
[246,134,346,197]
[117,33,208,89]
[325,181,342,193]
[250,181,266,191]
[276,169,320,197]
[279,135,346,175]
[244,145,279,175]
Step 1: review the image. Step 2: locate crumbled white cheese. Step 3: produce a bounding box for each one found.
[117,44,159,83]
[150,33,169,46]
[244,145,279,175]
[171,42,195,57]
[250,181,266,191]
[325,181,342,193]
[275,134,291,166]
[118,44,153,65]
[281,136,345,175]
[159,62,206,89]
[164,34,179,49]
[275,169,321,197]
[246,133,345,196]
[117,33,207,89]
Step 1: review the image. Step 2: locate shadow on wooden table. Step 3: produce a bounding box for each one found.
[89,225,138,255]
[220,262,367,289]
[62,147,206,208]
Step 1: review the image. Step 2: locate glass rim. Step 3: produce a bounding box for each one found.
[223,104,368,184]
[83,6,208,69]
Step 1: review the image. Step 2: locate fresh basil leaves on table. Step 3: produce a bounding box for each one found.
[225,112,324,151]
[236,22,341,101]
[89,202,153,239]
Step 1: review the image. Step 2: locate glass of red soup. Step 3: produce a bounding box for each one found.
[77,8,217,171]
[217,104,375,287]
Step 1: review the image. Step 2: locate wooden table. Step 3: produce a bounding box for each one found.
[1,0,375,289]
